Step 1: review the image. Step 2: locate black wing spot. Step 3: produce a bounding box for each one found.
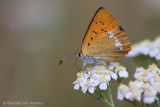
[102,47,103,49]
[92,30,97,34]
[97,42,99,43]
[91,37,93,40]
[101,29,104,31]
[99,21,104,25]
[88,43,90,46]
[93,20,98,24]
[104,30,107,33]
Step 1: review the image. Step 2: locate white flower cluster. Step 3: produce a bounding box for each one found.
[126,36,160,60]
[117,63,160,104]
[73,62,129,94]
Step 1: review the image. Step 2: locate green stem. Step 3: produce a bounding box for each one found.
[108,86,115,107]
[112,78,122,92]
[156,100,160,107]
[100,96,113,107]
[89,89,115,107]
[89,93,99,100]
[142,102,144,107]
[146,104,151,107]
[95,90,101,99]
[99,87,115,107]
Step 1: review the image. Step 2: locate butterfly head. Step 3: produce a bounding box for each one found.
[77,51,96,67]
[77,52,82,58]
[77,52,86,61]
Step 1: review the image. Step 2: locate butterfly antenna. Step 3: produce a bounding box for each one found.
[58,52,79,65]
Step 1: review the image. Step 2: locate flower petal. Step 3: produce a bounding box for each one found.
[99,83,107,90]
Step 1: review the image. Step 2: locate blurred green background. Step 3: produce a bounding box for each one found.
[0,0,160,107]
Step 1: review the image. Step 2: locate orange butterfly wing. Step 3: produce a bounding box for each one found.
[82,7,119,56]
[81,7,130,61]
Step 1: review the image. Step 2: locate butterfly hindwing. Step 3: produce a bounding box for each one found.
[91,29,131,61]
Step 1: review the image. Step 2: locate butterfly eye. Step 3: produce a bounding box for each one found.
[78,52,82,57]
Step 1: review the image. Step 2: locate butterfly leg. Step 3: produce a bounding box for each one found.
[82,61,87,71]
[96,61,107,66]
[80,62,84,71]
[74,57,80,71]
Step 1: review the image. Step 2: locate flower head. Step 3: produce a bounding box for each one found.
[118,63,160,104]
[126,36,160,60]
[74,62,129,94]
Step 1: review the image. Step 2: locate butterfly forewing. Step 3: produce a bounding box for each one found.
[82,7,131,62]
[82,7,119,56]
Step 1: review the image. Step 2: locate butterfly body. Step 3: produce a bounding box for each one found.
[77,52,96,68]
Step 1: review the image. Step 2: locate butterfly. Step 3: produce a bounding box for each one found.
[59,7,131,68]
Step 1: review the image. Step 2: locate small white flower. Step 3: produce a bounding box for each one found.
[88,87,95,94]
[143,97,156,104]
[143,88,158,104]
[74,83,80,90]
[104,69,115,80]
[148,63,160,74]
[119,70,128,78]
[73,75,87,90]
[99,83,108,90]
[134,67,144,79]
[115,65,128,78]
[111,72,118,80]
[99,76,109,90]
[108,62,120,70]
[152,83,160,93]
[81,79,95,94]
[156,54,160,60]
[117,83,129,100]
[105,75,111,81]
[90,78,99,86]
[117,92,125,101]
[128,91,142,101]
